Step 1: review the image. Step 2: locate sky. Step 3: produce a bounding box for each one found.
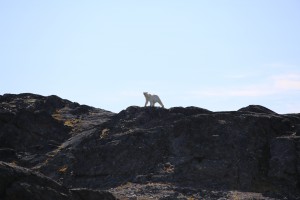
[1,1,300,114]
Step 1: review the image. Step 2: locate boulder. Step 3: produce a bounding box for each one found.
[0,161,117,200]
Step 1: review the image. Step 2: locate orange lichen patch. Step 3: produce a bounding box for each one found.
[48,145,64,157]
[230,192,239,200]
[119,181,133,188]
[24,99,37,104]
[100,128,110,139]
[64,119,81,127]
[52,109,64,121]
[10,160,18,166]
[163,163,174,173]
[230,191,266,200]
[58,165,68,174]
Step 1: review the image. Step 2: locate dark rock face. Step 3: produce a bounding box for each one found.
[40,106,300,199]
[0,93,114,168]
[0,161,71,200]
[238,105,278,114]
[0,161,117,200]
[71,188,117,200]
[269,137,299,188]
[1,93,300,199]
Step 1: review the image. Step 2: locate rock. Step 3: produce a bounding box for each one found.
[1,93,300,199]
[41,105,300,199]
[0,109,71,166]
[0,93,114,168]
[0,161,117,200]
[0,161,71,200]
[238,105,278,114]
[71,188,117,200]
[169,106,212,115]
[269,137,299,189]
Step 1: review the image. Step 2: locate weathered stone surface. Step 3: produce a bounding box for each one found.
[0,93,114,168]
[269,137,299,189]
[0,161,117,200]
[0,161,71,200]
[39,106,300,199]
[71,188,116,200]
[238,105,278,114]
[1,93,300,199]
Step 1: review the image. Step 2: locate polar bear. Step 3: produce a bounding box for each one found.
[143,92,164,108]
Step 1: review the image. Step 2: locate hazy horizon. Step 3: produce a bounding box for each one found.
[1,1,300,114]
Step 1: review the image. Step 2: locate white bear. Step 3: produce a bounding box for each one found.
[143,92,164,108]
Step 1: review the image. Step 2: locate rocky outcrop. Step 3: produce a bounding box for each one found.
[39,106,300,199]
[0,161,117,200]
[0,161,71,200]
[1,93,300,199]
[237,104,278,114]
[0,93,114,167]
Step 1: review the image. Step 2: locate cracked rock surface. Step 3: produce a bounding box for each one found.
[1,93,300,199]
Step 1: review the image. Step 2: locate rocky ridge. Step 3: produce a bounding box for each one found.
[1,93,300,199]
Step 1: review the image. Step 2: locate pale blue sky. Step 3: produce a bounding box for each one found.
[1,1,300,113]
